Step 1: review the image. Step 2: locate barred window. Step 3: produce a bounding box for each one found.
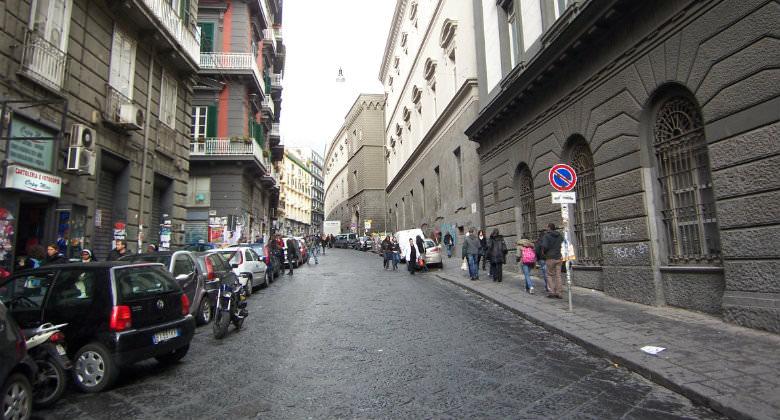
[570,143,602,264]
[516,165,537,240]
[654,97,721,264]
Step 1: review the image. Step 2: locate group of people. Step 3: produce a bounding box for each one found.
[379,235,432,275]
[14,238,133,270]
[460,228,509,282]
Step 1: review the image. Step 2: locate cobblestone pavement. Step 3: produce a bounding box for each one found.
[37,249,723,419]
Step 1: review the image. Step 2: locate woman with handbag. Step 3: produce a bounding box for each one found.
[415,235,428,272]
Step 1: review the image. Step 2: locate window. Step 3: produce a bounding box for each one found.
[115,266,179,301]
[187,176,210,206]
[502,0,520,67]
[400,32,408,54]
[569,141,601,264]
[393,56,400,75]
[402,107,411,129]
[654,97,720,264]
[420,179,426,216]
[520,0,543,52]
[49,270,96,306]
[160,70,178,128]
[198,22,214,53]
[191,106,208,139]
[30,0,73,51]
[434,166,441,210]
[109,25,137,99]
[173,256,195,276]
[493,180,499,204]
[411,86,422,113]
[516,165,537,240]
[409,1,418,27]
[553,0,570,19]
[0,272,55,309]
[454,148,464,199]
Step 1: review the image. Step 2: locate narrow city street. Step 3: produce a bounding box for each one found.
[37,249,722,419]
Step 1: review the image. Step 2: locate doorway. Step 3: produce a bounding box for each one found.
[15,202,48,258]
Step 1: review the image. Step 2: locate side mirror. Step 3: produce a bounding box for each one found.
[175,273,189,281]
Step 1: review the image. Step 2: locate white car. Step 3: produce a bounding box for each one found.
[212,246,268,294]
[423,239,443,268]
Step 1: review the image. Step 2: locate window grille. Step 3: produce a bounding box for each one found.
[570,143,601,264]
[654,97,721,264]
[518,167,537,240]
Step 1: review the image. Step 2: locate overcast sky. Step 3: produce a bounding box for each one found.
[280,0,396,156]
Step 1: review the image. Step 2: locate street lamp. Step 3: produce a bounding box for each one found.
[336,67,345,83]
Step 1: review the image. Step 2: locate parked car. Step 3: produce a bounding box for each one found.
[423,239,444,268]
[334,233,358,249]
[282,238,305,268]
[294,237,309,264]
[0,262,196,393]
[210,247,268,294]
[182,242,217,252]
[357,236,373,251]
[0,301,36,420]
[191,252,236,325]
[119,251,212,325]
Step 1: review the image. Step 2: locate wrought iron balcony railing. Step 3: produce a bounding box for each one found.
[200,52,265,96]
[190,137,269,171]
[140,0,200,63]
[20,31,67,91]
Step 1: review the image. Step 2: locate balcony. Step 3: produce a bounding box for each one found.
[200,53,265,96]
[190,138,270,174]
[269,123,280,140]
[261,97,275,118]
[271,73,283,92]
[262,29,276,54]
[139,0,200,64]
[19,31,67,91]
[103,85,143,131]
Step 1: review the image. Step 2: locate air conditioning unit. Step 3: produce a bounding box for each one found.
[118,104,144,130]
[66,146,96,175]
[69,124,95,149]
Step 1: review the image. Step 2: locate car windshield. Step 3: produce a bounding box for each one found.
[114,266,180,301]
[217,250,240,265]
[425,240,436,249]
[0,271,55,309]
[119,254,172,266]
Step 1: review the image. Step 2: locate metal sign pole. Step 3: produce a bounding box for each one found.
[561,203,573,311]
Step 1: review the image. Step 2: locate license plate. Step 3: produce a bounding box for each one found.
[152,328,180,344]
[56,344,66,356]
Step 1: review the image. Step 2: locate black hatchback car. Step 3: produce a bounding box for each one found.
[1,301,36,419]
[0,262,196,393]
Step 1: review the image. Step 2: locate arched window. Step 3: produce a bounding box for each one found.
[411,85,422,113]
[514,164,537,240]
[569,140,601,264]
[653,96,720,264]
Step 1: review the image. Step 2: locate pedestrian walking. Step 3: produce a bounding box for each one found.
[381,236,393,269]
[415,235,429,272]
[534,230,549,292]
[443,231,454,258]
[286,237,298,275]
[541,223,564,299]
[461,228,481,280]
[106,239,128,261]
[264,241,276,283]
[487,229,507,282]
[406,238,418,275]
[80,249,97,263]
[477,230,487,271]
[391,237,401,270]
[517,239,536,293]
[307,238,319,264]
[320,234,326,255]
[43,244,69,265]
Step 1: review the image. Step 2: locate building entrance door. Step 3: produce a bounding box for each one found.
[15,201,48,259]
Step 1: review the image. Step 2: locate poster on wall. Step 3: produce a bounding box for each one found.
[159,216,172,251]
[0,205,17,279]
[113,221,126,249]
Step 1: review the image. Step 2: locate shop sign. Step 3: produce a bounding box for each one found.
[3,165,61,198]
[7,118,56,171]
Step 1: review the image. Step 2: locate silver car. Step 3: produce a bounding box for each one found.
[423,239,444,268]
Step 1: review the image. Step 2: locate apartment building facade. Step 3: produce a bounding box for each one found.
[278,149,311,236]
[468,0,780,333]
[0,0,200,266]
[290,147,325,234]
[324,94,387,235]
[379,0,482,252]
[186,0,285,245]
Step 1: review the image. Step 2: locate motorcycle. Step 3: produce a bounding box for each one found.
[212,273,248,339]
[23,323,71,407]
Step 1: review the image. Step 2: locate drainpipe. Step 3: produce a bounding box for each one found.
[137,47,155,253]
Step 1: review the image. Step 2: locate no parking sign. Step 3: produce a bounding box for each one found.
[549,164,577,192]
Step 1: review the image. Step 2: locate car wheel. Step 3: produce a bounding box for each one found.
[264,272,270,288]
[245,276,253,296]
[73,343,118,393]
[2,372,33,420]
[195,296,212,325]
[32,357,67,408]
[155,345,190,365]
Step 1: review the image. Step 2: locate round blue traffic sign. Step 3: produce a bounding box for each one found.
[549,164,577,192]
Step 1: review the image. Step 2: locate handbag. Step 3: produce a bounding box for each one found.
[417,258,425,268]
[461,258,468,271]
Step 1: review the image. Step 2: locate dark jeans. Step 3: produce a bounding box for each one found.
[408,258,416,275]
[392,252,399,270]
[383,252,393,268]
[491,262,503,282]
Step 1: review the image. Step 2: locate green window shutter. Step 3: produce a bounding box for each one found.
[254,124,265,147]
[180,0,191,25]
[206,105,217,137]
[199,23,214,53]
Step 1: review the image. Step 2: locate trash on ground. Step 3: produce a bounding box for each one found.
[640,345,666,355]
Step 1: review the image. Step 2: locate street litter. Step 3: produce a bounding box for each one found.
[640,346,666,355]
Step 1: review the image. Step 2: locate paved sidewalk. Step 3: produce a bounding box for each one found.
[433,258,780,420]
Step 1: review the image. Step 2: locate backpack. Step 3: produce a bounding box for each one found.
[521,247,536,264]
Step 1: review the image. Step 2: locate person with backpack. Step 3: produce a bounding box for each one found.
[518,238,536,294]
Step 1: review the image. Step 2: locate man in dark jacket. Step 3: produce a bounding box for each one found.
[541,223,564,299]
[106,239,127,261]
[534,229,549,292]
[43,244,69,265]
[487,229,507,282]
[443,231,454,258]
[406,238,417,275]
[381,236,392,269]
[285,237,298,275]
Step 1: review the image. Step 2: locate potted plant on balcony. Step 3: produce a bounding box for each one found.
[229,136,253,144]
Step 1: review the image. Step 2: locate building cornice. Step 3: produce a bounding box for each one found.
[379,0,408,81]
[386,78,478,192]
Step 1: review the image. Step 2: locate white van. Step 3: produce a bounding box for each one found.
[395,228,424,262]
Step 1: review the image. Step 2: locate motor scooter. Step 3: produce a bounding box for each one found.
[24,323,71,407]
[212,273,248,339]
